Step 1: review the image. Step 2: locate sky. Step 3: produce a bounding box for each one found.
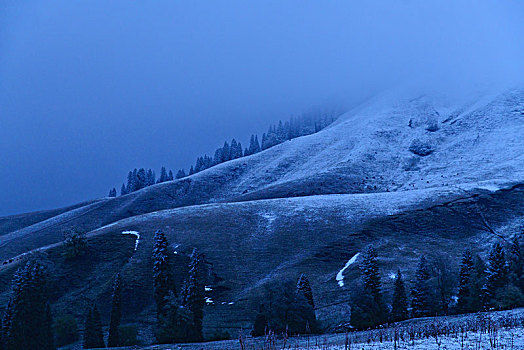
[1,1,523,215]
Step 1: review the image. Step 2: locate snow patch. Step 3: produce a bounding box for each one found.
[389,272,397,280]
[205,297,213,304]
[173,244,180,254]
[122,231,140,251]
[205,286,212,292]
[336,252,360,287]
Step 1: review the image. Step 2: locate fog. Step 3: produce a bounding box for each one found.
[1,1,523,215]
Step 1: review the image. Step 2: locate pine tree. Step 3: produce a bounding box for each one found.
[158,166,169,183]
[391,269,408,322]
[3,260,55,350]
[107,274,122,347]
[457,249,475,313]
[411,256,433,317]
[509,237,524,293]
[483,242,508,308]
[126,171,134,193]
[181,249,205,342]
[83,305,105,349]
[108,188,117,197]
[168,170,174,181]
[189,166,194,175]
[361,245,383,304]
[152,230,174,316]
[43,303,54,350]
[350,245,387,328]
[296,274,314,308]
[120,184,127,196]
[176,169,186,179]
[253,135,261,153]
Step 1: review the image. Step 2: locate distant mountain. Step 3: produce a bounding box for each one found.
[0,88,523,339]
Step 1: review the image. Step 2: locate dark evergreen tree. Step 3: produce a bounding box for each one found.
[457,249,475,313]
[350,245,387,328]
[120,184,127,196]
[152,230,174,316]
[158,166,169,183]
[469,255,487,312]
[509,236,524,294]
[390,269,408,322]
[155,292,193,344]
[107,274,122,347]
[432,254,456,315]
[221,141,230,162]
[3,260,55,350]
[181,249,205,342]
[43,304,54,350]
[146,169,156,186]
[189,166,194,175]
[126,171,134,193]
[168,170,174,181]
[252,280,316,336]
[176,169,186,179]
[83,305,104,349]
[411,256,434,317]
[483,242,508,308]
[296,274,314,308]
[108,188,117,197]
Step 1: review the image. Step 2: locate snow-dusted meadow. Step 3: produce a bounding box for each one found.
[142,309,524,350]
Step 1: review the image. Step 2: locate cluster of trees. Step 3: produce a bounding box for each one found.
[252,274,317,336]
[0,260,54,350]
[350,238,524,330]
[117,166,174,196]
[111,110,339,196]
[152,230,206,344]
[0,229,208,349]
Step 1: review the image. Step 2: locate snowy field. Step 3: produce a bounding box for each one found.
[131,309,524,350]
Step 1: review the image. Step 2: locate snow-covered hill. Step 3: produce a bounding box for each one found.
[0,88,523,338]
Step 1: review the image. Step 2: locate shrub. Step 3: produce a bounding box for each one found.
[62,228,88,259]
[409,139,434,156]
[53,314,79,347]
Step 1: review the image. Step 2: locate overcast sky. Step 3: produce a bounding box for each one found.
[1,1,523,215]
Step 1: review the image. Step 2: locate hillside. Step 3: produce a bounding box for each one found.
[0,88,523,340]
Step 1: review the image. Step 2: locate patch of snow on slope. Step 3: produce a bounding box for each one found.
[122,231,140,250]
[205,297,213,304]
[336,253,360,287]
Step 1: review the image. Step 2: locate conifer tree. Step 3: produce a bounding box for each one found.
[108,188,117,197]
[457,249,475,313]
[168,170,174,181]
[483,242,508,307]
[158,166,169,183]
[4,260,55,350]
[181,249,205,342]
[107,274,122,347]
[152,230,174,316]
[350,245,387,328]
[189,166,194,175]
[176,169,186,179]
[120,184,127,196]
[43,304,54,350]
[296,274,315,308]
[411,256,433,317]
[391,269,408,322]
[509,237,524,293]
[361,246,383,304]
[83,305,105,349]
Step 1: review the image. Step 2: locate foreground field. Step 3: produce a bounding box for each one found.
[128,308,524,350]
